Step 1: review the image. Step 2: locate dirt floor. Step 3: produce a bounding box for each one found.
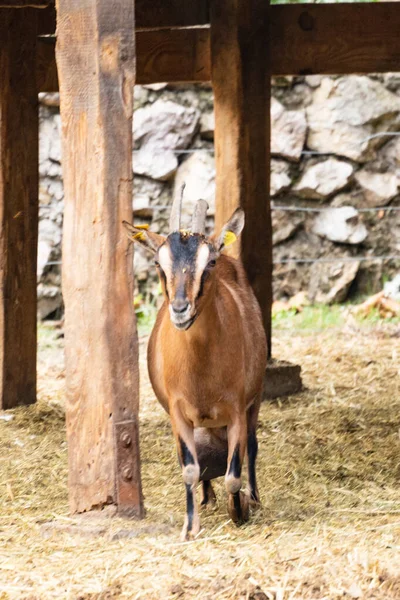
[1,317,400,600]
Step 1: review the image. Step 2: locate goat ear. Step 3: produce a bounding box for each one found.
[216,208,245,253]
[122,221,165,255]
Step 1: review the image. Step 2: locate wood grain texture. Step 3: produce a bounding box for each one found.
[37,4,56,34]
[135,0,209,30]
[270,2,400,76]
[0,10,38,410]
[38,2,400,93]
[211,0,272,357]
[37,39,58,91]
[0,0,50,5]
[136,28,210,84]
[56,0,143,516]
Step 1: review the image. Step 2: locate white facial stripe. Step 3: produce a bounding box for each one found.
[192,243,210,299]
[158,244,173,296]
[158,244,172,275]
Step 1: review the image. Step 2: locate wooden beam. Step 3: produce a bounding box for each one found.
[32,0,208,36]
[136,28,210,85]
[37,39,58,91]
[135,0,209,29]
[37,4,56,34]
[0,0,51,6]
[56,0,143,517]
[37,28,210,92]
[0,10,38,410]
[211,0,272,357]
[270,2,400,76]
[37,2,400,92]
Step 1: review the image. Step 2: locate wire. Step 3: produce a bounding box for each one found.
[274,256,400,265]
[45,255,400,268]
[271,205,400,213]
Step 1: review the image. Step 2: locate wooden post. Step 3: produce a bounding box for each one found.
[56,0,143,516]
[211,0,273,357]
[0,10,38,410]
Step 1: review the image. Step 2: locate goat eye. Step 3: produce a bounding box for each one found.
[208,259,216,268]
[154,260,160,267]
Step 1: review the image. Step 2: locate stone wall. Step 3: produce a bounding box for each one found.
[38,75,400,318]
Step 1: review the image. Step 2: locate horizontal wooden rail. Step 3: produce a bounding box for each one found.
[270,2,400,75]
[135,0,209,30]
[0,1,51,6]
[37,2,400,92]
[19,0,209,33]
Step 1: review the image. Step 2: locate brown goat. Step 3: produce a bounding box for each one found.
[124,191,267,540]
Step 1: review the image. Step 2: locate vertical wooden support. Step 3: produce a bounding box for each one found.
[56,0,144,516]
[0,10,38,410]
[211,0,273,357]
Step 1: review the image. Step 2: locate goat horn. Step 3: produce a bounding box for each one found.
[191,199,209,234]
[169,183,185,232]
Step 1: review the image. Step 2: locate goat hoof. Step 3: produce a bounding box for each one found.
[228,490,250,524]
[180,516,200,542]
[201,496,217,511]
[249,490,261,511]
[200,482,217,511]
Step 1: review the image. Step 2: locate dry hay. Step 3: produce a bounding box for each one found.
[1,322,400,599]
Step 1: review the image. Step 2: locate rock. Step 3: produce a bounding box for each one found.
[294,158,353,200]
[384,273,400,301]
[173,152,216,225]
[271,160,292,197]
[134,247,152,282]
[313,206,367,245]
[309,260,360,304]
[274,83,313,111]
[305,75,323,89]
[133,177,165,217]
[383,73,400,93]
[134,147,178,181]
[271,75,295,87]
[331,191,365,209]
[142,83,168,91]
[37,283,63,320]
[39,92,60,107]
[378,136,400,170]
[200,112,215,140]
[39,112,62,177]
[307,76,400,162]
[37,219,62,280]
[37,240,54,281]
[272,210,303,245]
[356,261,383,296]
[134,99,200,151]
[355,170,399,207]
[271,97,307,161]
[134,85,150,109]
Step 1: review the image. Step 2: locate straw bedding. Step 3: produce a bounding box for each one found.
[0,320,399,599]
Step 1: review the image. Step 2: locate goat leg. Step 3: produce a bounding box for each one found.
[200,480,217,509]
[225,415,249,524]
[170,405,201,541]
[247,396,262,506]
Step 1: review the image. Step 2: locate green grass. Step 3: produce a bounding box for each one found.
[273,304,345,331]
[135,297,158,337]
[135,301,400,336]
[38,322,61,349]
[273,303,400,332]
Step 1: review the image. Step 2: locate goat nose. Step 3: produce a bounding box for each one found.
[172,300,189,314]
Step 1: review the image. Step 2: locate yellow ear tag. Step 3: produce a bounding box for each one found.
[223,230,237,247]
[133,231,146,241]
[134,224,149,230]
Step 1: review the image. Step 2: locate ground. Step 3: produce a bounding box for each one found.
[1,309,400,600]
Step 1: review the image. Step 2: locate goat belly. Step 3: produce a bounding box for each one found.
[194,427,228,481]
